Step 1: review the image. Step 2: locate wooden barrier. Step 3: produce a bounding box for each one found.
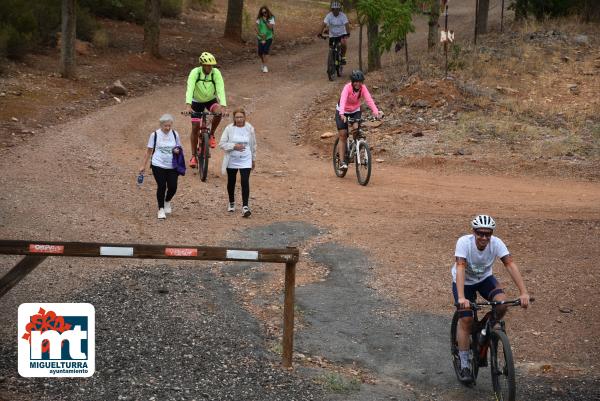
[0,240,298,367]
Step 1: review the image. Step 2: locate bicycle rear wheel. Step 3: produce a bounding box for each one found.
[198,132,210,182]
[450,312,479,383]
[327,50,336,81]
[490,330,516,401]
[355,140,371,186]
[332,137,347,178]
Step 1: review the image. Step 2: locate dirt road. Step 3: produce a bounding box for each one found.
[1,1,599,400]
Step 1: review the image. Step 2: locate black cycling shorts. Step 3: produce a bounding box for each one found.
[329,34,349,47]
[191,98,218,113]
[335,109,361,131]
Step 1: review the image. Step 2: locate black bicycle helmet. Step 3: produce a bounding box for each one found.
[350,70,365,82]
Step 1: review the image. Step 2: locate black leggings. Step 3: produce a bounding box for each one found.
[226,168,251,206]
[151,165,178,209]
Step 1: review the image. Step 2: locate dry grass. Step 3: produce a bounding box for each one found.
[439,16,600,163]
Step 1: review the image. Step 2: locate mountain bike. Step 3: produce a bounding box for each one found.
[182,111,221,182]
[332,116,374,186]
[450,298,534,401]
[318,34,343,81]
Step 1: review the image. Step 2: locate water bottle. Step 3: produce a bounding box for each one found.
[136,173,144,187]
[478,328,487,345]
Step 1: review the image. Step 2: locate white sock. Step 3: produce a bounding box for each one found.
[459,350,470,369]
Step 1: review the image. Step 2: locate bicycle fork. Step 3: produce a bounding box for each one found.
[355,139,367,165]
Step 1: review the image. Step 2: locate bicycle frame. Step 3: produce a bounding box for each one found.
[346,118,368,165]
[472,300,518,339]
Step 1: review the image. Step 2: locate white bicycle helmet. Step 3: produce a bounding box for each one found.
[330,1,342,9]
[471,214,496,230]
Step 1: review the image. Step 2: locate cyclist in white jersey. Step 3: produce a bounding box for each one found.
[318,1,350,65]
[452,214,530,383]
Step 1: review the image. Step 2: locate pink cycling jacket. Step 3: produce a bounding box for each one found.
[337,83,379,115]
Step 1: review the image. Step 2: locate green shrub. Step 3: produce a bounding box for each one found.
[511,0,600,21]
[76,7,98,42]
[4,25,30,60]
[92,28,110,49]
[190,0,213,10]
[0,26,9,57]
[80,0,185,23]
[162,0,183,18]
[79,0,146,23]
[448,43,465,71]
[32,0,61,45]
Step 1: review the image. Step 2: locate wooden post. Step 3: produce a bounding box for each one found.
[359,23,364,72]
[282,260,296,368]
[444,2,449,78]
[0,255,47,298]
[474,0,479,45]
[404,35,409,75]
[500,0,505,32]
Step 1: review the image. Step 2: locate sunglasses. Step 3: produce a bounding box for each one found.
[474,230,493,238]
[261,10,267,14]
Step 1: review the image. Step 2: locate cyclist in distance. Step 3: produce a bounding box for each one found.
[185,52,227,168]
[336,69,383,170]
[452,215,530,383]
[318,1,350,66]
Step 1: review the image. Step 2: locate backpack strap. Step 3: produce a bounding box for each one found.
[195,70,215,87]
[152,130,158,155]
[153,130,179,155]
[195,69,216,96]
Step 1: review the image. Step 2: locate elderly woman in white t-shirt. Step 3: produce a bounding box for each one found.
[219,108,257,217]
[139,114,183,220]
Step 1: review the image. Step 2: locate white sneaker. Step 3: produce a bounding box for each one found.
[262,65,267,73]
[340,162,348,170]
[158,208,166,219]
[242,206,251,218]
[164,201,172,214]
[264,65,269,73]
[227,202,235,212]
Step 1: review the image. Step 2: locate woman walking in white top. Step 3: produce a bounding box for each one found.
[219,108,257,217]
[139,114,183,219]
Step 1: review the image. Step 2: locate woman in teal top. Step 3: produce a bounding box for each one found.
[255,6,275,73]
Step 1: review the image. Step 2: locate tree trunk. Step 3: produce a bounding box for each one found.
[476,0,489,34]
[60,0,76,78]
[344,0,356,11]
[144,0,161,58]
[224,0,244,41]
[367,20,380,72]
[427,0,440,50]
[358,23,363,72]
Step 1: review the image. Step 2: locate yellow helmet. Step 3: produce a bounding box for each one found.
[199,52,217,65]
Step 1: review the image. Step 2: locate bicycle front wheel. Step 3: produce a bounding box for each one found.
[355,140,371,186]
[332,137,347,178]
[327,50,335,81]
[198,132,210,182]
[490,330,516,401]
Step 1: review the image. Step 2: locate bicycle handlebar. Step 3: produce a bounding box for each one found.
[346,115,382,123]
[454,298,535,310]
[181,111,228,118]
